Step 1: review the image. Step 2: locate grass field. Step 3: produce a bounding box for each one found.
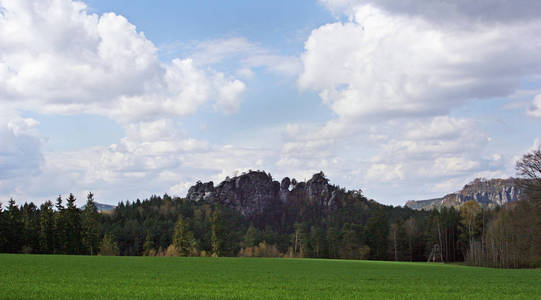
[0,254,540,299]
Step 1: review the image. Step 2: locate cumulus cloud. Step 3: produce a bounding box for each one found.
[300,4,541,120]
[0,0,245,121]
[0,108,279,204]
[365,163,403,182]
[283,1,541,203]
[0,0,250,203]
[277,113,505,203]
[1,0,538,206]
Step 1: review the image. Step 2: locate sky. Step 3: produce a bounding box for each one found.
[1,0,541,207]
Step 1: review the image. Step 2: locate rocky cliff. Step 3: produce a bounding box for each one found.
[405,178,524,210]
[186,171,349,219]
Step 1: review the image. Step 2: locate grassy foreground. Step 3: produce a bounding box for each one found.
[0,254,540,299]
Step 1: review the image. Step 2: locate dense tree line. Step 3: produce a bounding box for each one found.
[0,191,427,260]
[462,147,541,268]
[0,148,539,268]
[0,193,101,255]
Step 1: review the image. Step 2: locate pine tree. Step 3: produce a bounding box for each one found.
[173,215,196,256]
[0,202,6,252]
[21,203,40,253]
[82,193,100,255]
[143,232,155,256]
[309,225,324,258]
[366,209,389,260]
[6,199,23,253]
[65,193,83,254]
[39,201,55,253]
[326,226,339,259]
[99,233,119,256]
[404,217,417,261]
[211,208,225,257]
[55,196,67,254]
[341,223,359,259]
[243,224,259,248]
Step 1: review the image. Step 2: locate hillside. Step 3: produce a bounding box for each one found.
[95,202,116,213]
[405,178,524,210]
[82,202,116,213]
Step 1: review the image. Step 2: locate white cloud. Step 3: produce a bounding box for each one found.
[277,114,504,203]
[434,157,480,174]
[283,2,541,203]
[0,0,250,204]
[365,163,403,182]
[367,117,493,183]
[213,74,246,114]
[181,37,302,77]
[300,4,541,120]
[1,0,539,207]
[0,110,44,203]
[0,113,42,181]
[0,113,277,205]
[0,0,245,121]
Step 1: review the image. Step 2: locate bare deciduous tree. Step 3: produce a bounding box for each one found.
[516,146,541,185]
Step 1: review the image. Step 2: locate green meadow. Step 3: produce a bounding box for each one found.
[0,254,540,299]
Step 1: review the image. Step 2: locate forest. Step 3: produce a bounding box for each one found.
[0,148,540,268]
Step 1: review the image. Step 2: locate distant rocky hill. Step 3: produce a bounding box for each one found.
[95,202,116,213]
[186,170,371,221]
[405,178,524,210]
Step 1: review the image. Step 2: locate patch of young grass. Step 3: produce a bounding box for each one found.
[0,254,539,299]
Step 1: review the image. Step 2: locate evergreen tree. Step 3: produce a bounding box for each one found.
[54,196,67,254]
[340,223,359,259]
[6,199,23,253]
[99,233,119,256]
[440,207,461,262]
[172,214,196,256]
[326,226,339,258]
[309,225,324,258]
[366,209,389,260]
[211,207,225,256]
[0,202,6,252]
[143,232,155,256]
[82,193,100,255]
[243,224,259,247]
[22,202,40,253]
[65,193,83,254]
[404,217,417,261]
[39,201,55,253]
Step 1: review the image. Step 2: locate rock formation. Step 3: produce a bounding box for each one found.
[186,171,346,218]
[405,178,524,210]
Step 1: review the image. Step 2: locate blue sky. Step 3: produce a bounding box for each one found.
[1,0,540,206]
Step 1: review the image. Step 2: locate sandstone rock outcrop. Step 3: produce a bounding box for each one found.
[186,170,345,218]
[405,178,524,210]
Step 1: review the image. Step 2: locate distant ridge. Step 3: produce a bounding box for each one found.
[405,178,524,210]
[95,202,116,213]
